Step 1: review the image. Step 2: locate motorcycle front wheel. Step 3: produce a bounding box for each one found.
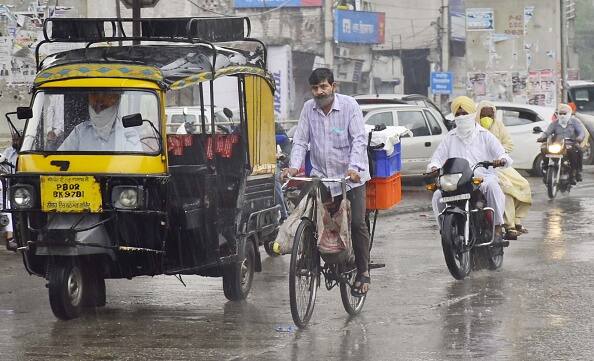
[289,219,319,328]
[546,163,559,199]
[441,213,471,280]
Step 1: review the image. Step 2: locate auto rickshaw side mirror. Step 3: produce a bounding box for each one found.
[533,126,543,134]
[122,113,144,128]
[223,107,234,120]
[16,107,33,120]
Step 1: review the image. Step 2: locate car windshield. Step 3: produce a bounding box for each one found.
[21,89,161,154]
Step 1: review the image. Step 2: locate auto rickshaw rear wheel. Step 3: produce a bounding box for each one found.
[48,258,87,320]
[223,240,255,301]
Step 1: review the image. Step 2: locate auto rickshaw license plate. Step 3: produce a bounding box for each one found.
[40,176,102,213]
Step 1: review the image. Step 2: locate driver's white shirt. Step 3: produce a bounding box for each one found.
[59,122,142,152]
[427,126,513,177]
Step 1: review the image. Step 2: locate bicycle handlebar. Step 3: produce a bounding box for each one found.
[287,176,351,183]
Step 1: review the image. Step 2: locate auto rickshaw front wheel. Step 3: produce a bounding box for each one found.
[48,258,87,320]
[223,240,256,301]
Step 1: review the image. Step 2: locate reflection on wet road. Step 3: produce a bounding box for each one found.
[3,175,594,360]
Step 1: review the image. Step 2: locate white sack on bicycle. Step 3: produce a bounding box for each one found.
[273,193,314,255]
[317,196,352,256]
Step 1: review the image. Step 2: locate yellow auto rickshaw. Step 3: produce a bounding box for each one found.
[3,16,279,320]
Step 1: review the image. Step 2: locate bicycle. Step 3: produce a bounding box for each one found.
[287,176,384,328]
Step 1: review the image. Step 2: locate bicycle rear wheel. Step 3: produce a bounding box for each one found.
[340,266,366,315]
[289,219,319,328]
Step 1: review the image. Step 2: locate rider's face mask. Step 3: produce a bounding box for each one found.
[455,113,477,144]
[88,93,120,139]
[89,104,118,139]
[479,116,494,129]
[558,112,571,127]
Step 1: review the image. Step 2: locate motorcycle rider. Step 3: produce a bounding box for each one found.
[476,101,532,239]
[429,96,512,244]
[538,103,586,184]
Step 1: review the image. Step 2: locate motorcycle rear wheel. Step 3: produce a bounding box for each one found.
[546,164,558,199]
[473,246,503,270]
[441,214,471,280]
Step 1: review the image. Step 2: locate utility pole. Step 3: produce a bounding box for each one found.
[323,0,334,70]
[132,0,141,45]
[441,0,449,73]
[560,0,569,102]
[440,0,450,107]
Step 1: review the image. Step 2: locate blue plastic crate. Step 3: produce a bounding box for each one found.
[371,142,401,177]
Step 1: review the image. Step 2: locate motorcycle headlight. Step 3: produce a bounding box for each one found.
[11,185,35,209]
[112,186,144,209]
[548,143,562,154]
[439,173,463,192]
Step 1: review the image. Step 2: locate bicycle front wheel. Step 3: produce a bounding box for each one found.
[289,218,319,328]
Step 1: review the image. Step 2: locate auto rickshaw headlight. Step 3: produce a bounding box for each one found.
[11,185,35,209]
[112,186,143,209]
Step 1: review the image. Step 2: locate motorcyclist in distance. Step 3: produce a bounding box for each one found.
[537,103,586,185]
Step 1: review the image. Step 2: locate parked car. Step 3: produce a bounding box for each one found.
[165,106,239,134]
[355,93,451,128]
[567,80,594,115]
[359,103,449,176]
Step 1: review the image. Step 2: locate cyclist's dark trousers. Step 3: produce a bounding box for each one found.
[347,186,370,274]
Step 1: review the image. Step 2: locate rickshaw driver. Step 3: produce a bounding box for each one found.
[282,68,371,297]
[59,92,142,152]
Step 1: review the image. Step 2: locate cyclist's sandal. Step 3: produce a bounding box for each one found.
[351,274,371,297]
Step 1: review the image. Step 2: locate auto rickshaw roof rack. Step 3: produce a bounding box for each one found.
[36,16,267,71]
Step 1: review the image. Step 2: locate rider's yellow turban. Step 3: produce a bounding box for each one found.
[450,96,477,115]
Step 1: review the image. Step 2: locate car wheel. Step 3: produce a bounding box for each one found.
[529,154,544,177]
[583,142,594,165]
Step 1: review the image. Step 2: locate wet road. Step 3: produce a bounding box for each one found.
[2,171,594,360]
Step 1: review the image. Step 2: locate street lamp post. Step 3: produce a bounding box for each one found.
[119,0,161,44]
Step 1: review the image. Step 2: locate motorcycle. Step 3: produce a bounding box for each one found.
[425,158,510,280]
[539,138,575,199]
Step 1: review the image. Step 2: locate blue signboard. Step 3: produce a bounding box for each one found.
[234,0,321,8]
[431,72,453,95]
[334,10,385,44]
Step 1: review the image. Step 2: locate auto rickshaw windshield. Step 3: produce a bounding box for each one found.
[20,89,161,154]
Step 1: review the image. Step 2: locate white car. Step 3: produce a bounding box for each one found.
[165,106,239,134]
[360,103,449,176]
[447,102,555,175]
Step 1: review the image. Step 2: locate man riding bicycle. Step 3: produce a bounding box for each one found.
[282,68,371,296]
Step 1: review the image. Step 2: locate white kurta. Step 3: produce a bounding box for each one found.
[428,126,512,226]
[428,126,513,174]
[59,122,142,152]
